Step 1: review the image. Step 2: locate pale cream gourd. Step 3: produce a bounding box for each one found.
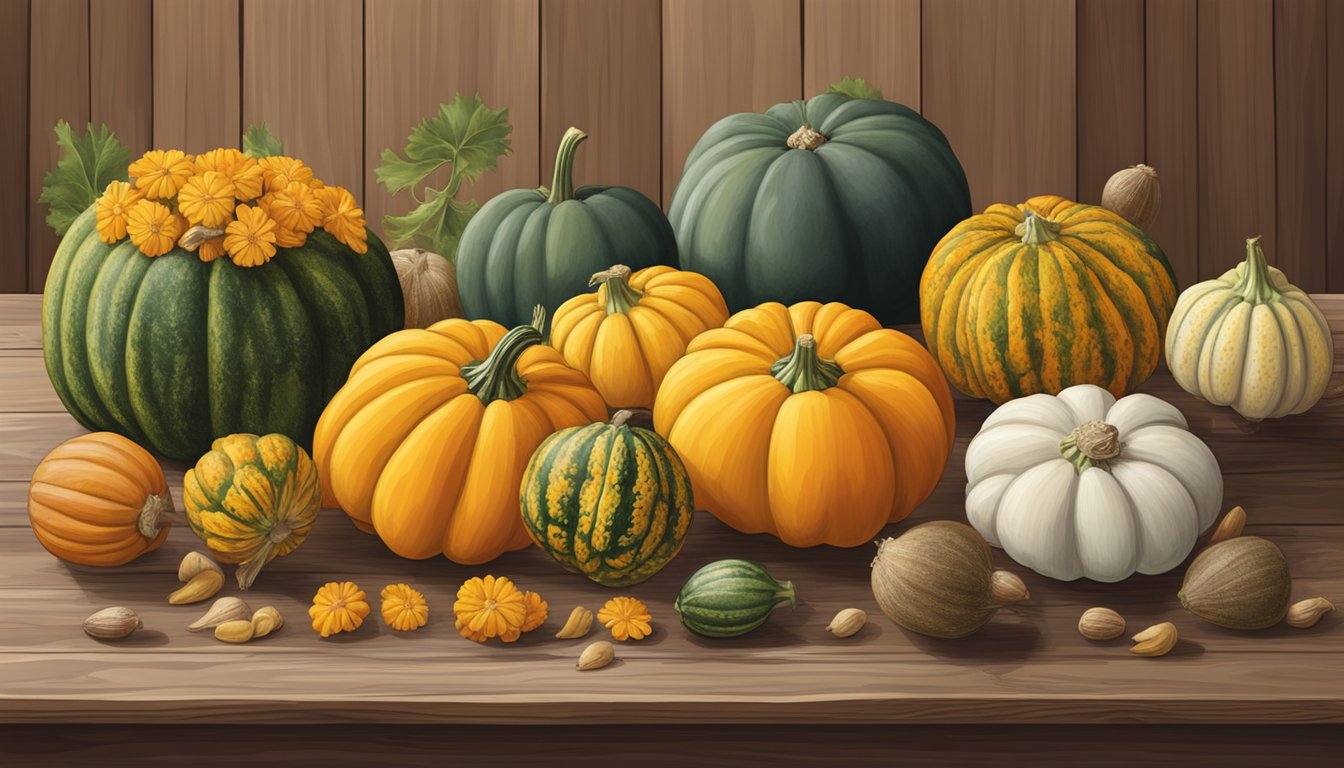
[1165,237,1333,420]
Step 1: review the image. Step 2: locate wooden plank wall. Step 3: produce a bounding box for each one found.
[5,0,1344,293]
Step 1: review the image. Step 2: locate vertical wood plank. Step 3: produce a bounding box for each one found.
[91,0,153,158]
[1274,0,1327,292]
[364,0,539,238]
[662,0,802,205]
[922,0,1077,212]
[243,0,362,194]
[1198,0,1276,276]
[1330,0,1344,291]
[28,0,89,292]
[153,0,240,153]
[542,0,661,204]
[1145,0,1199,288]
[802,0,920,110]
[1076,0,1144,205]
[0,0,28,292]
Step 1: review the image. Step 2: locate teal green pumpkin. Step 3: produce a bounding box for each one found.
[674,559,797,638]
[520,410,693,587]
[667,92,971,325]
[42,207,404,460]
[456,127,678,328]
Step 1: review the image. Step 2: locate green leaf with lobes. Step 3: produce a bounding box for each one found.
[381,187,480,262]
[242,123,285,158]
[38,121,131,236]
[828,76,883,101]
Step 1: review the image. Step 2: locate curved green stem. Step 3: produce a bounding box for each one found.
[546,127,588,204]
[1016,211,1062,245]
[771,334,844,393]
[1059,420,1122,473]
[589,265,643,314]
[1234,236,1279,304]
[462,306,546,403]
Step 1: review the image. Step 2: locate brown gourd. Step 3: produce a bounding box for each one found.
[391,248,464,328]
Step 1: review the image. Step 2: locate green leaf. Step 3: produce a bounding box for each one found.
[243,123,284,158]
[37,121,131,236]
[382,188,479,262]
[828,76,883,101]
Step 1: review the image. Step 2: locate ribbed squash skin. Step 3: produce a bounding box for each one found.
[674,559,796,638]
[42,207,404,460]
[920,195,1177,403]
[521,416,694,586]
[668,92,971,325]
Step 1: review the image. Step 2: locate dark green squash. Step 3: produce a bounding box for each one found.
[456,127,678,329]
[667,92,971,325]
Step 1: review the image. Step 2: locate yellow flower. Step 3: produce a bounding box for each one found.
[197,148,266,201]
[177,171,236,228]
[258,155,314,192]
[453,575,525,644]
[129,149,195,200]
[380,583,429,632]
[268,181,324,234]
[125,199,178,257]
[224,203,278,267]
[94,181,143,243]
[198,236,226,263]
[309,581,370,638]
[315,185,368,254]
[521,591,548,633]
[598,596,652,641]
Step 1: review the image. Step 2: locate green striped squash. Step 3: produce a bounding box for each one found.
[674,559,797,638]
[520,410,694,587]
[42,206,404,460]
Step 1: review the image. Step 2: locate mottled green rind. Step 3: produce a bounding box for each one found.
[41,206,405,460]
[674,559,797,638]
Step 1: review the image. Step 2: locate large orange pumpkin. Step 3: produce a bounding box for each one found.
[28,432,177,566]
[313,308,607,563]
[653,301,955,547]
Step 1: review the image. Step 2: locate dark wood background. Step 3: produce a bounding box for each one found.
[2,0,1341,297]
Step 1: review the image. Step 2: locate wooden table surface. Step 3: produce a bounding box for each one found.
[1,293,1342,755]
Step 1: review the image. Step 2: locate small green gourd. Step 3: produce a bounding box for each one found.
[673,559,796,638]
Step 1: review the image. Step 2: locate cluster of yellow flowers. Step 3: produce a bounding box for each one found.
[453,575,549,644]
[94,148,368,268]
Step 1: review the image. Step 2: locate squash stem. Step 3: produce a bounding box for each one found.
[1059,419,1122,473]
[546,127,588,204]
[463,305,546,404]
[1234,236,1278,304]
[771,334,844,393]
[776,580,798,608]
[1016,211,1062,245]
[590,264,643,314]
[136,492,181,539]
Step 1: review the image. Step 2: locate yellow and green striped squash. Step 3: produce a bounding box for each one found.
[919,194,1178,403]
[184,433,320,590]
[520,411,694,587]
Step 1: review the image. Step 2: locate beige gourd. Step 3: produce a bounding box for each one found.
[1165,237,1334,420]
[391,248,464,328]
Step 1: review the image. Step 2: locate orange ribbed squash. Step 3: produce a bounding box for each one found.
[313,308,606,564]
[653,301,955,547]
[551,264,729,409]
[27,432,177,566]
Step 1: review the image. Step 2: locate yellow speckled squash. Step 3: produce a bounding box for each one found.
[1165,236,1334,420]
[920,195,1178,403]
[184,433,320,589]
[551,265,729,409]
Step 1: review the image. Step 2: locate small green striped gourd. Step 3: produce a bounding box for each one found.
[674,559,796,638]
[520,410,694,587]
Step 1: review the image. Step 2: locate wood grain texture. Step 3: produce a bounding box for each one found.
[543,0,661,204]
[922,0,1078,212]
[91,0,153,158]
[1198,0,1277,274]
[152,0,240,153]
[1145,0,1199,288]
[1274,0,1328,292]
[662,0,802,205]
[0,0,28,292]
[1327,0,1344,292]
[242,0,362,194]
[27,0,89,293]
[1077,0,1145,205]
[363,0,539,239]
[802,0,921,110]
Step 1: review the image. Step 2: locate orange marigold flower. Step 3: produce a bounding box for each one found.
[521,591,548,633]
[125,199,178,257]
[453,575,526,644]
[309,581,370,638]
[129,149,195,200]
[198,236,226,263]
[224,203,278,267]
[598,596,652,641]
[381,583,429,632]
[315,185,368,254]
[94,180,143,243]
[177,171,236,228]
[258,155,314,193]
[268,181,324,234]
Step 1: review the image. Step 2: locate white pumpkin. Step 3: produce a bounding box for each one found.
[965,384,1222,582]
[1165,236,1333,420]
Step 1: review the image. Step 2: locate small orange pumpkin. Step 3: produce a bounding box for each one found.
[27,432,177,566]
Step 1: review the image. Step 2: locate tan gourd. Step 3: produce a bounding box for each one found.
[391,248,464,328]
